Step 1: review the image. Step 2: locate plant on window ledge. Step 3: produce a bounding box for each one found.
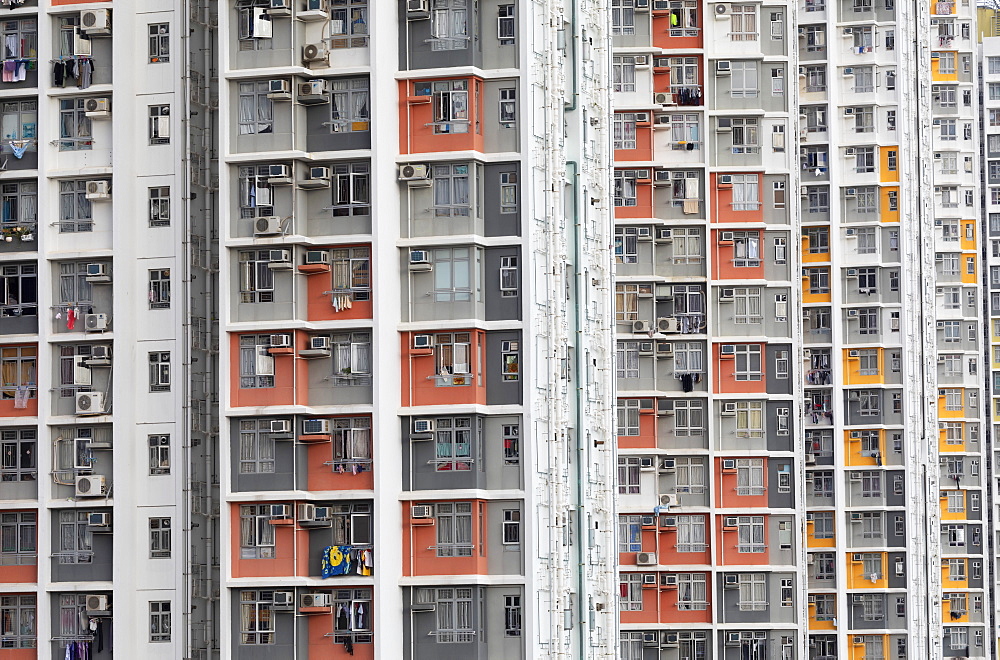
[1,226,33,242]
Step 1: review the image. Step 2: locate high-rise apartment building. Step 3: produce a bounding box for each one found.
[0,1,621,659]
[609,1,990,659]
[3,1,1000,659]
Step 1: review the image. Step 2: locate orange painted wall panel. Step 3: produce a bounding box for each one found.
[617,401,658,449]
[400,331,486,407]
[711,174,763,223]
[306,417,375,491]
[305,261,373,322]
[0,649,37,660]
[1,563,37,583]
[229,332,308,408]
[657,529,712,567]
[712,344,766,395]
[716,516,770,565]
[403,501,488,577]
[614,123,653,162]
[652,14,703,50]
[619,584,661,625]
[659,583,712,624]
[614,180,654,219]
[229,503,310,578]
[306,609,374,660]
[0,398,37,417]
[399,77,485,155]
[714,458,768,509]
[711,230,765,281]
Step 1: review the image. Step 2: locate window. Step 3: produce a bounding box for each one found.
[329,502,372,546]
[498,87,516,126]
[674,457,705,494]
[435,502,473,557]
[327,416,373,471]
[148,104,171,144]
[618,456,641,494]
[58,98,92,151]
[0,511,35,563]
[733,288,762,324]
[2,17,37,62]
[330,161,370,216]
[672,227,703,263]
[432,163,471,216]
[736,516,765,552]
[149,186,170,227]
[497,4,515,44]
[431,247,474,302]
[805,186,829,212]
[612,56,636,92]
[738,573,766,610]
[148,352,171,392]
[813,593,835,620]
[730,5,758,40]
[502,595,521,637]
[1,345,36,402]
[730,175,759,211]
[812,511,834,538]
[802,105,826,132]
[429,0,469,50]
[734,344,762,381]
[238,251,274,303]
[501,510,521,545]
[57,510,92,564]
[613,113,637,150]
[239,506,276,559]
[148,601,172,642]
[852,106,874,132]
[239,335,275,388]
[1,100,37,159]
[499,172,518,213]
[329,0,368,48]
[619,573,643,611]
[736,458,765,495]
[0,429,38,480]
[0,594,35,648]
[148,22,169,62]
[613,170,639,207]
[804,65,826,91]
[730,61,759,97]
[432,416,473,471]
[501,424,519,465]
[939,118,957,141]
[421,79,468,132]
[611,0,636,34]
[675,515,706,552]
[330,78,370,133]
[674,399,704,436]
[857,349,879,376]
[861,512,883,538]
[238,164,274,219]
[238,81,273,135]
[730,117,759,153]
[330,246,371,302]
[148,434,170,475]
[854,146,876,173]
[668,113,700,147]
[237,0,273,48]
[432,332,473,386]
[618,515,642,552]
[58,181,93,233]
[676,573,708,610]
[147,269,171,310]
[329,332,371,385]
[0,182,35,234]
[330,588,372,644]
[616,341,640,379]
[933,84,956,107]
[429,587,474,643]
[239,590,274,644]
[735,401,763,437]
[852,66,874,93]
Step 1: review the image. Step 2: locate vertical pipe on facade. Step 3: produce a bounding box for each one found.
[179,0,193,654]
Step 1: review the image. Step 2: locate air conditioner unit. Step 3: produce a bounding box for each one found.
[84,97,110,118]
[413,334,433,349]
[299,166,331,188]
[267,79,292,100]
[302,419,331,435]
[297,503,316,522]
[300,593,333,608]
[269,333,292,348]
[84,313,108,332]
[268,249,292,266]
[269,0,292,15]
[633,320,651,333]
[254,216,283,235]
[270,504,290,519]
[714,3,730,17]
[641,515,656,528]
[658,317,679,334]
[720,344,736,355]
[413,419,436,434]
[76,475,106,497]
[653,92,671,105]
[847,309,859,317]
[640,457,655,470]
[844,67,855,75]
[81,9,111,34]
[86,181,111,200]
[724,574,740,589]
[407,0,430,13]
[719,288,735,302]
[638,341,654,356]
[655,283,673,298]
[271,591,295,610]
[399,164,430,181]
[724,517,739,528]
[634,112,650,123]
[89,345,111,363]
[85,263,111,283]
[659,494,678,507]
[304,250,329,265]
[721,402,737,415]
[655,342,673,358]
[302,42,329,64]
[298,80,328,101]
[653,170,671,184]
[75,391,105,415]
[268,164,292,184]
[844,107,855,116]
[636,552,657,566]
[86,512,110,529]
[722,458,737,470]
[716,60,732,74]
[86,595,110,613]
[309,336,330,351]
[662,632,679,647]
[409,250,432,271]
[634,55,649,67]
[845,147,856,157]
[642,631,659,646]
[411,505,433,519]
[658,399,675,416]
[716,117,733,132]
[848,349,860,357]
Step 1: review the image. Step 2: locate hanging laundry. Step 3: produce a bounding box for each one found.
[320,545,353,577]
[13,385,28,409]
[66,308,76,330]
